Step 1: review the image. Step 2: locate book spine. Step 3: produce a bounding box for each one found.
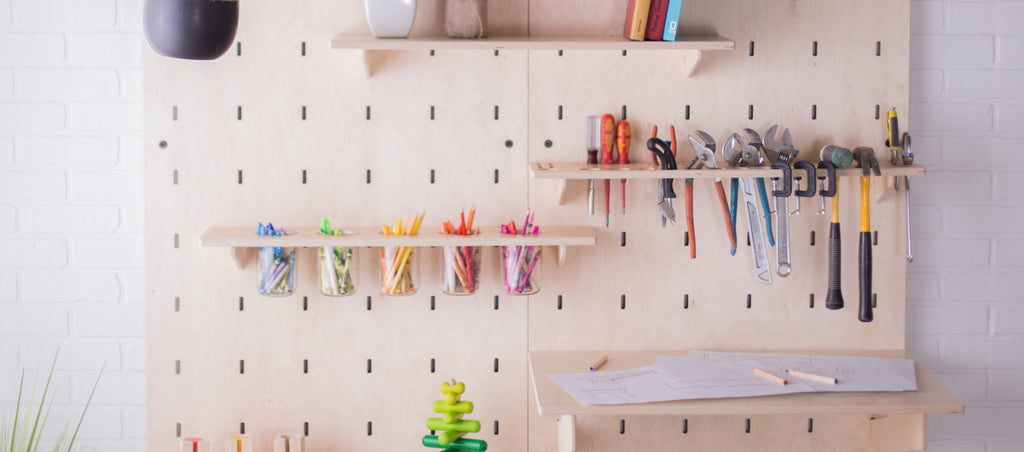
[662,0,683,42]
[623,0,651,41]
[645,0,669,41]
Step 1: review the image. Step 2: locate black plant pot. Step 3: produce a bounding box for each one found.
[144,0,239,60]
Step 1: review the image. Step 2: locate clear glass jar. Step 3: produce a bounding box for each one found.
[318,246,357,296]
[381,245,418,296]
[258,246,295,296]
[501,245,540,295]
[442,245,480,295]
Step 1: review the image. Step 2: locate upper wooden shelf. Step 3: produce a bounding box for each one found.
[330,35,735,51]
[530,162,928,180]
[201,226,596,248]
[529,350,963,417]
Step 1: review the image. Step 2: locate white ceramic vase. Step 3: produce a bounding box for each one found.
[365,0,417,38]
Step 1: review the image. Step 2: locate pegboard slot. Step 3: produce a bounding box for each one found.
[430,105,435,120]
[494,358,499,373]
[494,105,499,120]
[173,233,179,249]
[236,106,242,120]
[303,359,308,374]
[302,296,308,311]
[365,105,371,120]
[812,105,818,120]
[621,105,627,120]
[620,232,626,247]
[239,297,244,311]
[873,230,879,246]
[557,295,563,310]
[430,295,435,310]
[302,170,307,184]
[236,42,241,56]
[367,422,372,436]
[175,360,180,375]
[809,293,815,308]
[430,358,435,373]
[239,360,244,374]
[746,294,752,309]
[872,293,878,308]
[366,169,372,184]
[808,418,814,433]
[367,296,372,311]
[876,41,882,56]
[493,420,499,435]
[748,41,755,56]
[367,359,372,373]
[684,294,689,309]
[304,422,309,436]
[494,295,499,310]
[237,170,243,185]
[558,105,563,120]
[619,419,626,434]
[812,41,818,56]
[174,297,180,312]
[620,295,626,310]
[682,419,688,434]
[430,169,435,184]
[240,422,245,434]
[173,169,178,185]
[745,418,751,433]
[810,230,816,246]
[685,105,691,120]
[301,41,307,56]
[301,106,307,120]
[494,169,499,184]
[176,423,181,438]
[748,105,754,120]
[172,106,178,121]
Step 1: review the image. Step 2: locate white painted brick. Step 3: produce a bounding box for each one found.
[909,102,992,133]
[911,238,990,267]
[910,69,943,99]
[15,136,119,167]
[119,0,143,31]
[914,171,992,201]
[0,340,17,370]
[0,67,12,98]
[71,303,143,336]
[939,337,991,369]
[0,238,67,269]
[996,171,1024,200]
[990,371,1024,402]
[74,371,143,405]
[992,442,1024,452]
[921,441,986,452]
[0,33,64,65]
[20,68,121,100]
[990,339,1024,369]
[910,34,993,66]
[910,1,943,33]
[13,0,116,30]
[40,406,122,440]
[0,373,72,405]
[907,305,989,335]
[930,370,988,402]
[998,104,1024,134]
[123,407,146,438]
[943,137,1024,168]
[122,269,143,302]
[942,271,1019,301]
[19,270,120,302]
[907,337,939,368]
[0,103,66,134]
[0,170,66,200]
[948,3,996,34]
[946,206,1024,234]
[0,204,14,232]
[935,407,1024,436]
[995,239,1024,267]
[0,304,68,336]
[71,441,148,452]
[906,272,940,301]
[910,205,941,233]
[124,202,142,235]
[949,70,1024,101]
[122,339,144,370]
[906,135,941,166]
[1000,35,1024,66]
[70,102,143,134]
[21,205,120,233]
[124,67,142,98]
[120,135,143,167]
[19,339,121,371]
[71,169,142,201]
[69,32,142,67]
[0,269,14,302]
[0,137,12,166]
[0,0,10,26]
[71,238,143,268]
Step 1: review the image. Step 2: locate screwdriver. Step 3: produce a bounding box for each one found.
[601,114,616,227]
[585,116,600,216]
[617,120,631,214]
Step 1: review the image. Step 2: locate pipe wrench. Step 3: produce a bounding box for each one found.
[724,133,772,284]
[764,125,798,277]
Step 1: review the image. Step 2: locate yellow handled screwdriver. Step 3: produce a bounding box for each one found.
[617,120,631,214]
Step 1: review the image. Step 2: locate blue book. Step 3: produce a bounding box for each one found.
[662,0,683,41]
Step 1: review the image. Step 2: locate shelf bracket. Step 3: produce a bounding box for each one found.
[557,414,576,452]
[556,179,569,206]
[231,247,256,270]
[680,49,704,78]
[557,245,567,267]
[868,414,926,452]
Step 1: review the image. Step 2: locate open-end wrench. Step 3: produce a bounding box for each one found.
[724,133,772,284]
[764,125,798,278]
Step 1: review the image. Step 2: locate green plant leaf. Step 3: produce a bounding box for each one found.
[66,362,103,451]
[24,352,59,452]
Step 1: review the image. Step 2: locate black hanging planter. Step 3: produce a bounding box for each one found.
[144,0,239,60]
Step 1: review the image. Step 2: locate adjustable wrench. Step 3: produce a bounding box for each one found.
[724,133,772,284]
[764,125,798,278]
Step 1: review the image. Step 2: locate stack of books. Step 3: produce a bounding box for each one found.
[623,0,684,42]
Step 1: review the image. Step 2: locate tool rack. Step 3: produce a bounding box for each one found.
[145,0,961,450]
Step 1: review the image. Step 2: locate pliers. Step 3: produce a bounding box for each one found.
[647,136,677,227]
[688,131,738,255]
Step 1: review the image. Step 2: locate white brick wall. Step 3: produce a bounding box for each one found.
[909,0,1024,450]
[0,0,145,449]
[1,0,1021,450]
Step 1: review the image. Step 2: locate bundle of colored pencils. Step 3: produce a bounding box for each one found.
[440,206,479,295]
[319,219,356,296]
[501,211,541,295]
[381,211,425,295]
[257,222,295,296]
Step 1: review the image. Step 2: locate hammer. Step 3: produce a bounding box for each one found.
[853,147,881,322]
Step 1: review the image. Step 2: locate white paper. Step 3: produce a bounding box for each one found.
[546,359,814,406]
[674,351,917,392]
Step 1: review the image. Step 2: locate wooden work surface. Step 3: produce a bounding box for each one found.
[529,350,964,417]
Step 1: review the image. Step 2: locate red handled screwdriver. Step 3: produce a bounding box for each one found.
[600,114,616,227]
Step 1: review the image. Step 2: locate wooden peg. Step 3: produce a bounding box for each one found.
[273,433,305,452]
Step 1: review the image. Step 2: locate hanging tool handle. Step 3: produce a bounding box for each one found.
[715,180,738,250]
[817,161,837,197]
[685,182,695,259]
[729,178,739,255]
[756,178,775,246]
[587,149,598,164]
[859,176,873,322]
[601,114,616,164]
[617,120,631,164]
[826,221,844,310]
[794,161,817,197]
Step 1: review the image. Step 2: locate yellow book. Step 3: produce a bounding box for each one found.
[622,0,652,41]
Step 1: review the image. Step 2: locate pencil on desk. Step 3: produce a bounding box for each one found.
[786,369,838,385]
[588,355,608,372]
[753,367,787,385]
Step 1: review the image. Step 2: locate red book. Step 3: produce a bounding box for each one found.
[644,0,669,41]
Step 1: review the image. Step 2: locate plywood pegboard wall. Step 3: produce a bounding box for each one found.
[145,0,915,450]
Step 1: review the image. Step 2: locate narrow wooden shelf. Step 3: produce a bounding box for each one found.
[330,35,733,77]
[529,350,963,417]
[530,162,928,180]
[330,35,735,51]
[201,226,596,269]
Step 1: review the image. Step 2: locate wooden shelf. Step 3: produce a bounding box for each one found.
[529,350,963,417]
[530,162,928,180]
[330,35,733,77]
[330,35,735,51]
[201,226,596,269]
